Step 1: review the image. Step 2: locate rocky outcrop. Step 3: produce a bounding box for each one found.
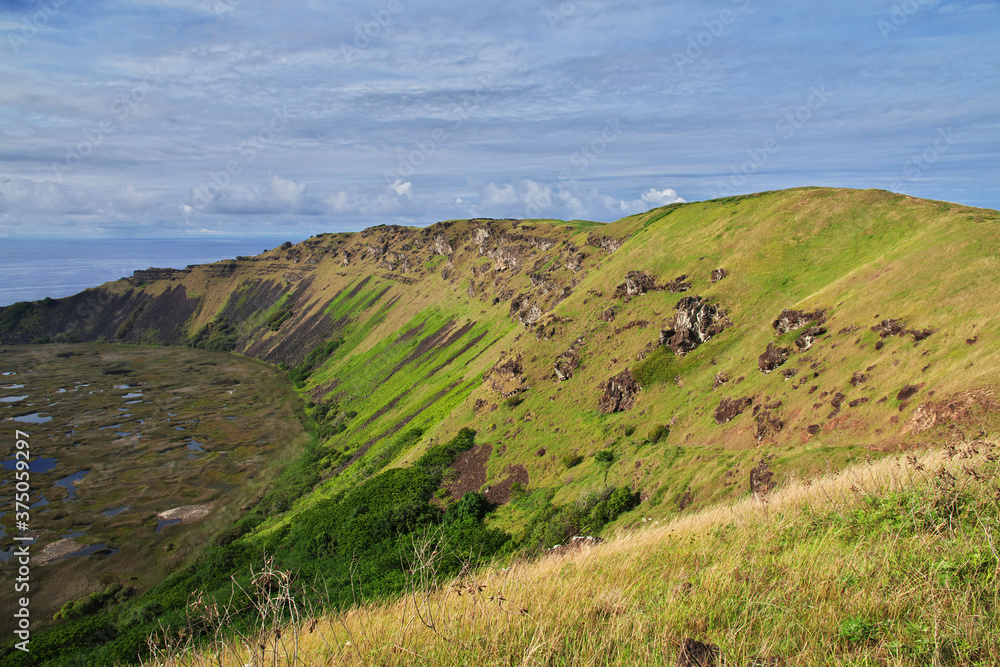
[758,343,790,373]
[660,296,730,356]
[433,234,454,256]
[586,233,623,254]
[554,348,580,381]
[872,318,907,337]
[472,227,490,246]
[794,326,826,351]
[715,396,752,424]
[615,271,656,299]
[754,402,784,442]
[676,638,720,667]
[127,267,188,285]
[510,294,543,327]
[598,370,639,413]
[484,355,527,397]
[710,267,729,283]
[487,245,521,271]
[749,457,776,495]
[665,275,692,293]
[772,308,827,335]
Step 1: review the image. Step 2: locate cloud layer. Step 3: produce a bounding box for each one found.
[0,0,997,237]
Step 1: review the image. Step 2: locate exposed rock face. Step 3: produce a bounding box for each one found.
[127,267,187,286]
[484,355,527,397]
[758,343,790,373]
[754,402,783,442]
[772,308,827,335]
[598,370,639,413]
[749,458,776,495]
[676,638,720,667]
[794,326,827,351]
[433,234,454,256]
[599,308,616,322]
[713,372,729,389]
[660,296,730,356]
[665,275,692,293]
[897,384,922,402]
[586,233,623,254]
[615,271,657,299]
[710,267,729,283]
[487,245,521,271]
[510,294,543,327]
[554,348,580,381]
[715,396,752,424]
[472,227,490,246]
[565,252,584,272]
[872,318,907,337]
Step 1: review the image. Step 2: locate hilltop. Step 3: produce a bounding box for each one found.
[2,186,1000,664]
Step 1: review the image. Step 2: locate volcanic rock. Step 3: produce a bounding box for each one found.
[710,267,729,283]
[598,370,640,413]
[758,343,790,373]
[715,396,752,424]
[660,296,729,356]
[772,308,827,335]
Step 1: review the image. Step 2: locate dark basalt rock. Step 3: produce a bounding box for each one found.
[754,402,784,442]
[599,308,616,322]
[772,308,827,335]
[715,396,752,424]
[872,318,907,338]
[897,384,922,402]
[598,370,640,413]
[794,326,827,351]
[710,267,728,283]
[614,271,657,299]
[660,296,730,356]
[749,457,776,496]
[554,348,580,382]
[758,343,790,373]
[665,274,692,293]
[676,638,720,667]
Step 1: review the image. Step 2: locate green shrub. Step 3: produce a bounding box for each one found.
[0,301,32,333]
[646,424,670,444]
[562,453,584,469]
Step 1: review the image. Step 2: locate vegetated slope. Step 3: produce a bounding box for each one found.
[3,187,999,521]
[148,438,1000,666]
[2,187,1000,664]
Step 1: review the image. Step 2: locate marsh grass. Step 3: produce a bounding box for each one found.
[146,438,1000,666]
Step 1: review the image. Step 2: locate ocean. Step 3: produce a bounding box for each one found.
[0,237,300,307]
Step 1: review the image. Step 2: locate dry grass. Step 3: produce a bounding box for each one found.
[145,438,1000,666]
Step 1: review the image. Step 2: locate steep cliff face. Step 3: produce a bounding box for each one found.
[3,187,1000,517]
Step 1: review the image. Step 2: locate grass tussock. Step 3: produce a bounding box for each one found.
[146,438,1000,667]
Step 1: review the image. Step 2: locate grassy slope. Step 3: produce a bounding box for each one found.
[4,187,1000,664]
[148,438,1000,666]
[10,187,998,533]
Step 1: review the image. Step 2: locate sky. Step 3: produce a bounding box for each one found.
[0,0,997,239]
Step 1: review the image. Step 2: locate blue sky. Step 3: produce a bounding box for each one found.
[0,0,997,238]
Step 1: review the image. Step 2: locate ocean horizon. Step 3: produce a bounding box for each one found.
[0,237,303,307]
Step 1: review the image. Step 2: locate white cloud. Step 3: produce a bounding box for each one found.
[641,187,686,207]
[390,179,413,199]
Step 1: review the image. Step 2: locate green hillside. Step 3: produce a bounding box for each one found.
[2,187,999,665]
